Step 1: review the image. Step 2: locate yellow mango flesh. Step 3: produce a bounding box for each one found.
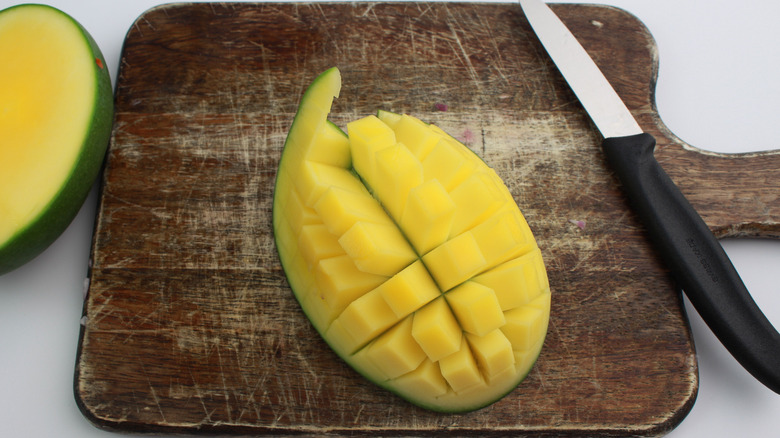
[273,67,551,413]
[0,6,93,244]
[0,4,113,275]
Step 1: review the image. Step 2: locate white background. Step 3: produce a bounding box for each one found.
[1,0,778,436]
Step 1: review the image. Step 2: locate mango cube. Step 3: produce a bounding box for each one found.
[373,143,424,221]
[473,247,547,311]
[422,231,487,292]
[393,114,442,160]
[348,115,396,188]
[294,160,368,207]
[306,120,351,168]
[329,287,399,354]
[314,254,387,317]
[422,138,478,191]
[439,337,483,393]
[392,358,448,399]
[470,210,535,272]
[448,171,507,237]
[367,316,427,380]
[501,301,549,352]
[298,224,344,267]
[466,330,515,380]
[377,260,440,318]
[338,221,417,276]
[399,180,455,255]
[411,297,462,362]
[445,282,505,336]
[314,186,390,236]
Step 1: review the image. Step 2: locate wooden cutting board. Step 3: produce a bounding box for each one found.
[74,2,780,436]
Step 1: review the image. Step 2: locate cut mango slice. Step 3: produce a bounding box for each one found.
[272,68,551,413]
[0,4,113,274]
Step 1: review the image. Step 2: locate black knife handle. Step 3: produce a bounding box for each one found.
[602,133,780,394]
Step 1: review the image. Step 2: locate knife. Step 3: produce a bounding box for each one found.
[519,0,780,394]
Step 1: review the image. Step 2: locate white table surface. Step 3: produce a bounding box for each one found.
[1,0,778,436]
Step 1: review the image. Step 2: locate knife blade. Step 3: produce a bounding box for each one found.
[519,0,780,394]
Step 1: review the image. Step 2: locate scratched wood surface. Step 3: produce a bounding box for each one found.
[74,2,780,436]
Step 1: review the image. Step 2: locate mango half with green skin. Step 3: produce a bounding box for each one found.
[0,4,113,275]
[273,67,550,413]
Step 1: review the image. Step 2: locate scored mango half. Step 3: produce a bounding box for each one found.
[272,67,550,413]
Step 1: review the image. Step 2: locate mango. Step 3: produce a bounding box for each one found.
[273,67,550,412]
[0,4,113,274]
